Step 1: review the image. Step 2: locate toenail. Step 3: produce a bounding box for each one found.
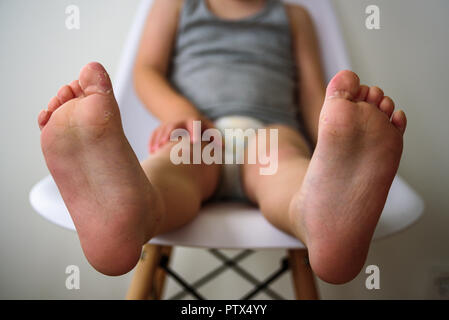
[87,62,104,71]
[81,77,112,95]
[327,90,353,101]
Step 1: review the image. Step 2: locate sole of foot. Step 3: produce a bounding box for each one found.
[289,70,406,284]
[39,62,163,276]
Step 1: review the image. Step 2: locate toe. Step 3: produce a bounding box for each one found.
[391,110,407,135]
[366,86,384,106]
[47,96,61,113]
[69,80,84,98]
[326,70,360,101]
[79,62,113,96]
[379,96,395,118]
[57,85,75,105]
[355,85,369,102]
[38,109,51,130]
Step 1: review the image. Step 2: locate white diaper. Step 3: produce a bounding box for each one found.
[212,116,264,201]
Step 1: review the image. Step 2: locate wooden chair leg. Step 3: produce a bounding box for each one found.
[288,249,319,300]
[153,246,173,300]
[126,244,171,300]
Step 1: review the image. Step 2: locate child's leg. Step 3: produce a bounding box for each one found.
[140,142,220,235]
[38,62,220,276]
[242,124,311,240]
[242,70,406,284]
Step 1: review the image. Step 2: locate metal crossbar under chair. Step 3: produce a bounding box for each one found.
[126,245,318,300]
[29,0,425,300]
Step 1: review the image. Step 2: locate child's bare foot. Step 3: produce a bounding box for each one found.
[39,62,163,276]
[290,70,406,284]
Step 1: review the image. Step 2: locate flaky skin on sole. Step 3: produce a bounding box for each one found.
[39,62,163,276]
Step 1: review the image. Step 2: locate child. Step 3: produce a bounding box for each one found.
[38,0,407,284]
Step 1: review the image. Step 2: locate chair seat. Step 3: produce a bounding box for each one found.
[29,174,423,249]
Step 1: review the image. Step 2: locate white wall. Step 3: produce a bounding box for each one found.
[0,0,448,299]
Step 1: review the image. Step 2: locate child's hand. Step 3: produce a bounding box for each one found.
[149,115,215,154]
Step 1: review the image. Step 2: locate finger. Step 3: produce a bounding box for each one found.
[155,125,169,151]
[159,124,175,147]
[150,127,163,153]
[185,120,196,143]
[148,129,158,153]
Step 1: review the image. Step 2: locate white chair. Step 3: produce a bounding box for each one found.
[30,0,424,300]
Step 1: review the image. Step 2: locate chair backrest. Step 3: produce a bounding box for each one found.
[113,0,351,161]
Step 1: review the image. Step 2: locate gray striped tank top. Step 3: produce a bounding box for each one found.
[169,0,300,129]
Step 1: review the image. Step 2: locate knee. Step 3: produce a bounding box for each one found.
[150,141,221,199]
[265,125,312,159]
[247,126,310,163]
